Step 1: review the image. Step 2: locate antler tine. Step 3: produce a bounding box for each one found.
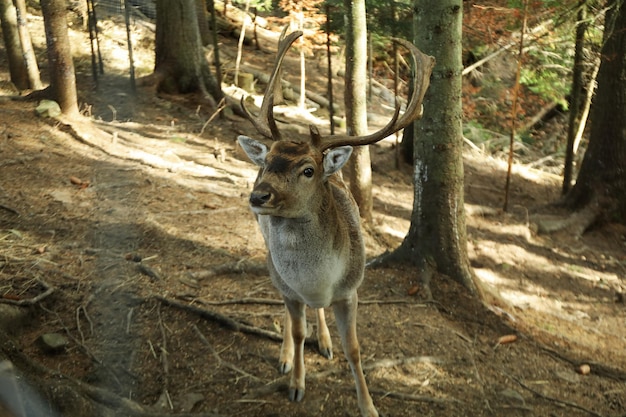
[240,29,303,141]
[318,38,435,152]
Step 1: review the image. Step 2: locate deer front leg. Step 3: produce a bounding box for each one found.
[333,293,378,417]
[316,308,333,359]
[278,306,293,374]
[284,298,306,402]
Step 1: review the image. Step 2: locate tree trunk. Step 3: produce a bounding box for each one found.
[195,0,211,46]
[40,0,79,116]
[0,0,29,90]
[343,0,373,222]
[13,0,42,90]
[155,0,223,104]
[564,0,626,223]
[562,0,587,194]
[391,0,480,295]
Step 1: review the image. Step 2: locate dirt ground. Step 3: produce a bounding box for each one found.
[1,7,626,417]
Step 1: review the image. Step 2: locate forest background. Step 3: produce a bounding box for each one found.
[0,0,625,416]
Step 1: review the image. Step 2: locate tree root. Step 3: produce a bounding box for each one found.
[533,196,602,237]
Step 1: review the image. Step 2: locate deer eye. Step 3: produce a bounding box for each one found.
[302,167,314,178]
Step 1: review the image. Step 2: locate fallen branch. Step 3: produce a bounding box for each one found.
[507,373,604,417]
[196,297,283,306]
[188,260,268,280]
[0,279,55,306]
[155,295,282,342]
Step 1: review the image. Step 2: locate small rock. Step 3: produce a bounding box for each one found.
[577,364,591,375]
[37,333,69,354]
[179,392,204,412]
[35,100,62,118]
[0,304,29,334]
[499,388,526,405]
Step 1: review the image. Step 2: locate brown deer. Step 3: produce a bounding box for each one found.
[238,31,434,417]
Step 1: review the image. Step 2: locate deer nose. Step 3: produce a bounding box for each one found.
[250,190,272,206]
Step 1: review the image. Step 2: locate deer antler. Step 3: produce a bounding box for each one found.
[240,29,303,141]
[313,38,435,152]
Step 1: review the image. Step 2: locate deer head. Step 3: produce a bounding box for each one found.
[238,30,435,218]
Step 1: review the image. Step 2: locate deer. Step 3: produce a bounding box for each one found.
[237,30,434,417]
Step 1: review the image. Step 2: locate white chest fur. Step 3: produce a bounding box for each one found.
[259,215,346,308]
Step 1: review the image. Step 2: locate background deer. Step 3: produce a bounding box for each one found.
[238,31,434,417]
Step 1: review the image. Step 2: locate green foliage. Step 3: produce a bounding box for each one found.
[519,34,575,108]
[322,0,412,41]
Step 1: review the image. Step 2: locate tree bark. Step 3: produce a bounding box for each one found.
[391,0,480,295]
[196,0,211,46]
[562,0,587,194]
[0,0,28,90]
[154,0,223,104]
[564,0,626,224]
[40,0,79,116]
[343,0,373,222]
[13,0,42,90]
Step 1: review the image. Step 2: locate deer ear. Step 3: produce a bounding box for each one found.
[238,136,268,167]
[323,146,353,178]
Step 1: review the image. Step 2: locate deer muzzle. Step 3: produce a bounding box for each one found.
[249,183,276,209]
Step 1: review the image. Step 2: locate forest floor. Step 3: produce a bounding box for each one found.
[1,5,625,417]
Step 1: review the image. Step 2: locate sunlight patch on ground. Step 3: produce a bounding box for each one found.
[474,268,511,287]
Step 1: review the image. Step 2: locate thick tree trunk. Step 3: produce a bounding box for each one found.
[343,0,373,222]
[564,0,626,223]
[40,0,79,116]
[0,0,29,90]
[155,0,223,104]
[196,0,211,46]
[392,0,479,295]
[13,0,42,90]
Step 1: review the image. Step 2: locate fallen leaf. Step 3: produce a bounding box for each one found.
[496,334,518,345]
[407,285,419,296]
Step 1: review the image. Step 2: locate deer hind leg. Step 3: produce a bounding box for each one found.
[283,298,307,402]
[315,308,333,359]
[333,293,378,417]
[278,305,294,374]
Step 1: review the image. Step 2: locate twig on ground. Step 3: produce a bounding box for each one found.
[507,373,604,417]
[200,98,227,135]
[0,204,19,216]
[0,278,55,306]
[156,304,173,410]
[192,324,261,382]
[369,388,463,404]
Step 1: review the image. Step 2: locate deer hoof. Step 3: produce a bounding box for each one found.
[278,361,292,374]
[288,386,305,402]
[318,345,333,360]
